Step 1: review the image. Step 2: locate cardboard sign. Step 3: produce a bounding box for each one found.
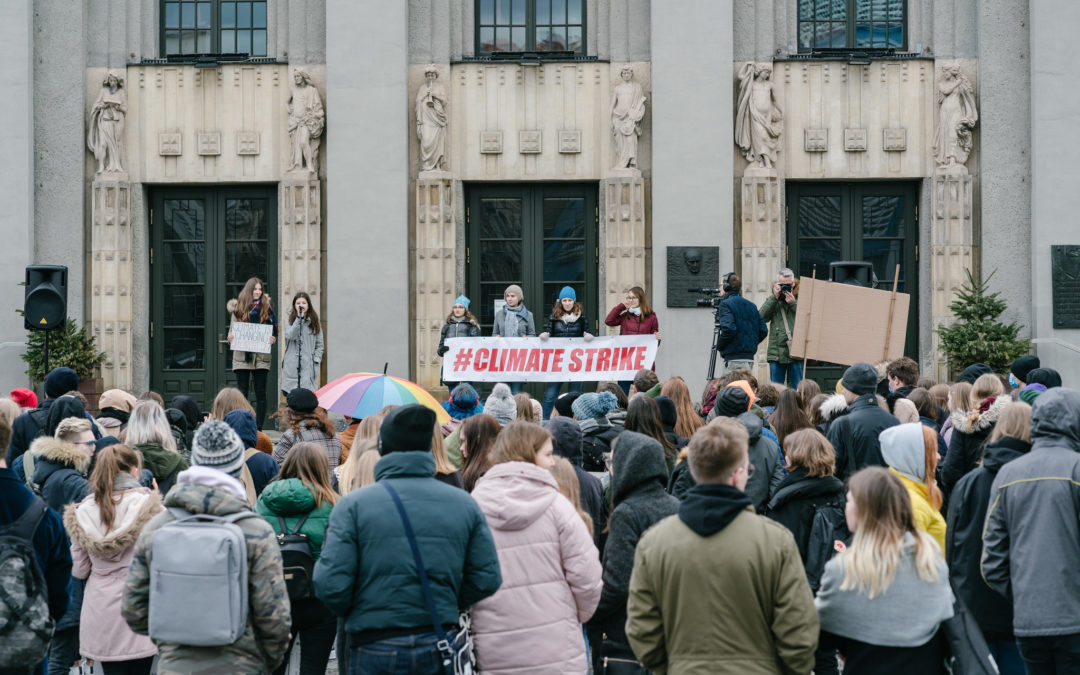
[789,278,910,366]
[230,323,274,354]
[441,335,659,382]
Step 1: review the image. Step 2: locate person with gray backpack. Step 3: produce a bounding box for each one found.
[121,420,291,674]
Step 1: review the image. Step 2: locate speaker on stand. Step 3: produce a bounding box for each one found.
[24,265,68,376]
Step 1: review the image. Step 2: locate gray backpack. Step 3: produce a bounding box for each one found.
[0,498,54,668]
[149,507,258,646]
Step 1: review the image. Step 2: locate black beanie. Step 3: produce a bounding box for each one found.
[379,404,436,455]
[1010,355,1040,384]
[287,387,319,413]
[713,387,750,418]
[957,363,993,385]
[654,395,678,428]
[44,367,79,399]
[1026,368,1062,389]
[554,391,582,418]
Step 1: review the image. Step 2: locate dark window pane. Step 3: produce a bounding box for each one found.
[226,199,269,240]
[511,0,525,24]
[478,284,507,327]
[221,2,235,27]
[549,29,565,50]
[553,0,566,23]
[495,27,508,51]
[511,26,525,50]
[253,29,266,55]
[888,0,903,19]
[480,0,494,24]
[831,21,846,47]
[832,0,847,19]
[164,328,204,370]
[181,30,196,53]
[798,0,812,20]
[480,241,522,283]
[815,22,833,48]
[862,196,904,237]
[163,286,205,326]
[863,239,903,282]
[165,29,180,54]
[816,0,831,19]
[856,0,871,20]
[855,22,871,47]
[225,242,268,285]
[163,199,206,240]
[798,196,842,237]
[164,243,206,283]
[479,26,495,51]
[543,198,585,238]
[566,25,581,52]
[799,21,813,49]
[479,199,522,238]
[196,29,210,52]
[253,1,266,27]
[536,27,551,50]
[497,0,510,23]
[797,239,842,278]
[872,0,888,20]
[165,2,180,28]
[221,30,235,52]
[181,2,195,28]
[887,22,903,47]
[536,0,550,24]
[197,2,211,28]
[237,1,251,27]
[237,30,251,53]
[568,0,582,24]
[544,240,585,280]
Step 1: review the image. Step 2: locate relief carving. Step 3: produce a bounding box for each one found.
[932,66,978,168]
[88,71,127,175]
[416,65,448,171]
[736,63,783,169]
[610,66,646,169]
[287,68,325,174]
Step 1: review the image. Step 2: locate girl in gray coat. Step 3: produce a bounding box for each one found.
[281,292,324,395]
[491,284,535,394]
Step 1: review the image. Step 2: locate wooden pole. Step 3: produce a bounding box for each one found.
[802,267,817,373]
[882,264,901,361]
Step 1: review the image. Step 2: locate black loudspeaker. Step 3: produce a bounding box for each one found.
[24,265,67,330]
[829,261,877,288]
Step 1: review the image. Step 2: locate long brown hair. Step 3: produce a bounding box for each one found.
[279,406,337,437]
[514,393,536,423]
[211,387,254,420]
[445,308,479,324]
[627,285,653,317]
[552,300,584,320]
[89,444,142,532]
[493,421,551,465]
[550,457,593,536]
[234,277,272,323]
[278,442,338,510]
[783,429,835,478]
[660,376,704,439]
[796,379,821,418]
[288,292,322,335]
[624,396,676,464]
[461,414,500,492]
[769,389,812,449]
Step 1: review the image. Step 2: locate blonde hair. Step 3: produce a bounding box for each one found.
[840,468,941,599]
[972,373,1005,404]
[550,458,593,536]
[514,393,536,424]
[54,417,92,442]
[431,422,456,475]
[123,400,177,453]
[0,398,21,429]
[988,401,1032,444]
[337,444,379,495]
[211,387,254,421]
[947,381,972,413]
[278,442,338,510]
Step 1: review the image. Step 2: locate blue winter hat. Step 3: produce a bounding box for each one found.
[571,391,619,420]
[453,295,471,310]
[558,286,577,303]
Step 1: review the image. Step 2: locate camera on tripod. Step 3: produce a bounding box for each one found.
[688,288,723,308]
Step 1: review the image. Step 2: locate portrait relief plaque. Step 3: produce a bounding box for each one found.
[666,246,720,307]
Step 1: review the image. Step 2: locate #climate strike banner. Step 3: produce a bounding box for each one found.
[441,335,659,382]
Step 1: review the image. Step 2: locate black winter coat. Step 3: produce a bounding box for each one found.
[716,291,768,362]
[579,419,621,473]
[7,400,54,465]
[763,469,845,563]
[544,313,590,338]
[945,435,1029,641]
[437,317,480,356]
[826,393,899,482]
[667,460,694,500]
[941,397,1010,494]
[590,432,679,649]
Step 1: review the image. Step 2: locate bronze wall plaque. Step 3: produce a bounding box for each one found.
[1052,245,1080,329]
[666,246,720,307]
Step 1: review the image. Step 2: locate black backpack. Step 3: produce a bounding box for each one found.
[0,498,54,668]
[804,498,852,593]
[581,426,621,473]
[277,514,315,600]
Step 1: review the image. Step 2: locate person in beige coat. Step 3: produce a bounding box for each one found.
[627,419,818,674]
[64,444,163,674]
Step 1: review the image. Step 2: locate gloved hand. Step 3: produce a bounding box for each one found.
[539,332,550,341]
[583,333,595,342]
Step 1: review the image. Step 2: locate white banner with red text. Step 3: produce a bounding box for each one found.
[441,335,659,382]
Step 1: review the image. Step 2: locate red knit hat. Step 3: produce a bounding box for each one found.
[10,388,38,409]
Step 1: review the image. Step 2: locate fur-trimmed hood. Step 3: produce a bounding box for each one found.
[819,393,849,422]
[64,488,163,556]
[951,396,1011,434]
[30,435,91,475]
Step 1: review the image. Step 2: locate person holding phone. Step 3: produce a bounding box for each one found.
[281,291,324,396]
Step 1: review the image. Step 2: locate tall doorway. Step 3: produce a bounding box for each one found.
[786,182,919,389]
[150,187,278,410]
[466,183,598,395]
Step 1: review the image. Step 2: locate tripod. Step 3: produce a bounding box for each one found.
[706,303,722,382]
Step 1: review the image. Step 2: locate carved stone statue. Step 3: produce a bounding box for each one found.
[610,66,646,170]
[932,65,978,168]
[88,71,127,175]
[416,65,448,172]
[735,63,783,170]
[287,68,325,174]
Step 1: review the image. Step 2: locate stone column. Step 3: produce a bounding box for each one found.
[738,167,784,375]
[90,178,133,390]
[413,171,456,392]
[600,169,647,333]
[929,167,975,380]
[279,174,323,313]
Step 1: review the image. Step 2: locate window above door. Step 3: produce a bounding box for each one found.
[475,0,585,57]
[161,0,268,57]
[797,0,906,52]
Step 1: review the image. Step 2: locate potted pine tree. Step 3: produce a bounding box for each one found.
[21,319,107,411]
[935,269,1032,377]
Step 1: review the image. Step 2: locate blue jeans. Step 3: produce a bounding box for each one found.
[769,361,803,388]
[507,382,524,395]
[350,632,449,675]
[542,381,583,419]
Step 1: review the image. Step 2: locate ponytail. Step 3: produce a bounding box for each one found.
[88,444,143,532]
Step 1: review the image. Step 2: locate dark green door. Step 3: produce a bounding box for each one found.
[150,187,278,410]
[786,182,918,391]
[466,183,599,396]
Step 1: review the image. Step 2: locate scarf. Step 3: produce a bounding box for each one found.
[627,307,642,316]
[114,472,142,491]
[502,303,528,336]
[561,312,581,324]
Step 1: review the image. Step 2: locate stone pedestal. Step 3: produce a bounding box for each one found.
[930,167,976,380]
[279,175,323,313]
[601,171,647,333]
[90,177,133,390]
[738,169,783,375]
[413,173,456,392]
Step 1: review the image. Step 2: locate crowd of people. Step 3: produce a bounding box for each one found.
[0,341,1077,674]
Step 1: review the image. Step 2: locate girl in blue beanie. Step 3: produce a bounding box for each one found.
[539,286,594,419]
[438,295,481,387]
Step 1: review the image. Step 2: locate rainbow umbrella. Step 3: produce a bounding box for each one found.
[316,372,450,424]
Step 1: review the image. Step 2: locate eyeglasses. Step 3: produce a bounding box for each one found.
[624,295,637,301]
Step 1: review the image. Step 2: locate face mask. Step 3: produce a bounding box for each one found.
[1008,373,1017,389]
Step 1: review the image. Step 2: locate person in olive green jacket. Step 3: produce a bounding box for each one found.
[759,268,802,388]
[256,441,337,675]
[626,418,818,675]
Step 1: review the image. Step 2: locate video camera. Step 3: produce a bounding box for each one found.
[688,288,723,308]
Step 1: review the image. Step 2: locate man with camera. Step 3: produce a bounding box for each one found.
[716,272,769,375]
[759,268,802,388]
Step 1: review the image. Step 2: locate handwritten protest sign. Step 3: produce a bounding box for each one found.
[441,335,658,382]
[230,323,274,354]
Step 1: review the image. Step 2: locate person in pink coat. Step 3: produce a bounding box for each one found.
[470,422,603,674]
[63,444,163,674]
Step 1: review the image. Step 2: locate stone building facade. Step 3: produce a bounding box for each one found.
[0,0,1075,403]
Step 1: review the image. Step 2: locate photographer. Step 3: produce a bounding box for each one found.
[760,268,801,388]
[717,272,769,374]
